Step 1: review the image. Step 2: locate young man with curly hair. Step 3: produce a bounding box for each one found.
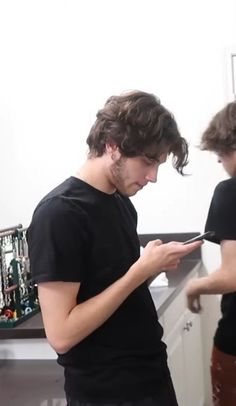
[27,90,201,406]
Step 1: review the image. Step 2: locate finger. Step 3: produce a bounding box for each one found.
[168,241,183,246]
[180,240,203,257]
[192,298,202,313]
[164,257,181,270]
[185,240,203,249]
[187,297,198,313]
[196,297,202,313]
[163,265,177,271]
[163,263,180,271]
[154,239,163,246]
[146,239,163,248]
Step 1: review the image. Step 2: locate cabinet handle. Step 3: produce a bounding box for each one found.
[183,321,193,331]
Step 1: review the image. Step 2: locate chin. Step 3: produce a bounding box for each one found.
[117,183,141,197]
[117,188,136,197]
[127,191,137,197]
[127,187,140,197]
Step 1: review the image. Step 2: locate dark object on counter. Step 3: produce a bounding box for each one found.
[0,224,39,328]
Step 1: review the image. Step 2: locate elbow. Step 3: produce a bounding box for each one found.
[50,341,70,355]
[46,333,82,355]
[47,335,72,354]
[48,337,72,354]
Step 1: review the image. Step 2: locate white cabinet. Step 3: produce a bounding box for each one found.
[162,283,205,406]
[165,314,187,405]
[183,310,204,406]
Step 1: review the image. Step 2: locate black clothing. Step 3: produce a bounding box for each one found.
[27,177,171,402]
[204,177,236,356]
[66,376,178,405]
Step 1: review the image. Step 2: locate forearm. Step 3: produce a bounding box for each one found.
[42,239,202,353]
[191,268,236,295]
[44,263,144,353]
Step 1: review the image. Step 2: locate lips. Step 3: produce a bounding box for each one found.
[136,183,146,190]
[138,183,147,188]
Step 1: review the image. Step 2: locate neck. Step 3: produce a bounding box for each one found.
[75,157,116,194]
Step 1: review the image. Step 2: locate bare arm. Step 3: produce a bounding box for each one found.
[39,239,202,354]
[186,240,236,312]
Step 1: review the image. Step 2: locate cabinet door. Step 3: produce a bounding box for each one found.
[164,314,187,406]
[183,311,205,406]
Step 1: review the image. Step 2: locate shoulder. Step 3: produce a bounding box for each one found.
[32,195,88,226]
[28,195,90,245]
[31,176,91,222]
[212,177,236,205]
[214,177,236,195]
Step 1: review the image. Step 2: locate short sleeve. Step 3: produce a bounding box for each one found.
[27,197,90,283]
[205,179,236,244]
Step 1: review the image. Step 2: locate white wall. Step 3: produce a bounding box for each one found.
[0,0,235,271]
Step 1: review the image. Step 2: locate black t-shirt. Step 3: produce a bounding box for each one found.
[27,177,168,402]
[204,177,236,355]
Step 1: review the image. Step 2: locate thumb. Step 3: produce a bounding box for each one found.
[154,239,163,246]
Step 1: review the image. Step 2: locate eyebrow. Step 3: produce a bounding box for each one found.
[143,153,160,162]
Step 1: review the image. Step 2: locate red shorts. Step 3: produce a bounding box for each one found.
[211,345,236,406]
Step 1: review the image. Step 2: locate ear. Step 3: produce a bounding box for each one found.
[105,141,121,160]
[105,140,118,153]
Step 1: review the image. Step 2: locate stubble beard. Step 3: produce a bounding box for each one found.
[110,156,129,196]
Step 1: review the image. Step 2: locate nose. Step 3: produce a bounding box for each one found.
[145,166,158,183]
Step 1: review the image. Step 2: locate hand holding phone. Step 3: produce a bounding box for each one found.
[183,231,215,245]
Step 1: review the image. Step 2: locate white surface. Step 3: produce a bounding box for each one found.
[0,339,56,359]
[150,272,169,287]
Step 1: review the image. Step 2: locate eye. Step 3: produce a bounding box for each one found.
[143,157,158,166]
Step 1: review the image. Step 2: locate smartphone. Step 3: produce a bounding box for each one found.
[183,231,215,245]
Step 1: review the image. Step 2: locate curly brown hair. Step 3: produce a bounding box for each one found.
[86,90,188,174]
[200,102,236,154]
